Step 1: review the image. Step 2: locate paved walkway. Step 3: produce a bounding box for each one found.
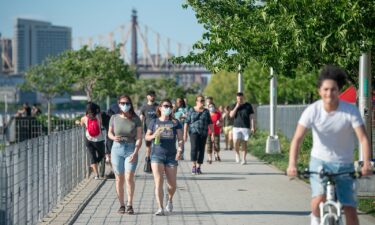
[42,139,375,225]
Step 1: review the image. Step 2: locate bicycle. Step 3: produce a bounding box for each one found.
[298,169,361,225]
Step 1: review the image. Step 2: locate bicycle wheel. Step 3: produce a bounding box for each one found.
[324,206,339,225]
[326,216,337,225]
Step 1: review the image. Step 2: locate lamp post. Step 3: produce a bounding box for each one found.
[266,67,281,154]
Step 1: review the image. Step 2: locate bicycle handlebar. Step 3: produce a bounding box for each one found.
[297,169,361,179]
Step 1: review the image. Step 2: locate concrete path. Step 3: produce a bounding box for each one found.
[47,139,375,225]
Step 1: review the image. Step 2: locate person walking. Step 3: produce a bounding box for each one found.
[184,95,214,175]
[206,102,222,163]
[229,92,255,165]
[80,102,105,179]
[140,90,158,169]
[287,65,373,225]
[31,104,42,116]
[174,97,188,159]
[223,105,234,150]
[103,103,121,178]
[145,99,183,215]
[107,95,142,215]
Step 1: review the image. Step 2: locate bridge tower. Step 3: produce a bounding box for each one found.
[131,9,139,78]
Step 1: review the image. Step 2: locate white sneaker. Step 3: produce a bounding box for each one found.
[165,201,173,212]
[155,208,164,216]
[235,154,240,163]
[241,159,247,165]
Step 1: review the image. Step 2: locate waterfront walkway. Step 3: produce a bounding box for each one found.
[39,140,375,225]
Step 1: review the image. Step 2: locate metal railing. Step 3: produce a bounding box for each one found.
[2,117,79,144]
[0,127,89,225]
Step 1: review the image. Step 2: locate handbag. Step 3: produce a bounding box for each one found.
[144,156,152,173]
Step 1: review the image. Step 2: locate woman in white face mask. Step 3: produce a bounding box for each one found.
[145,99,183,216]
[107,95,142,215]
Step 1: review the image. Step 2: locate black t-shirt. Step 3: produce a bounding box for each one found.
[140,103,158,130]
[231,102,254,128]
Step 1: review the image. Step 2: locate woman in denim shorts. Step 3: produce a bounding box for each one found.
[287,65,373,225]
[145,99,183,216]
[108,95,142,215]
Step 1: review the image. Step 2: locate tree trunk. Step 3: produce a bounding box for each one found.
[47,100,51,134]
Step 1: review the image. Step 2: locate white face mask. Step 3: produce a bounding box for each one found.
[162,107,172,116]
[209,106,216,112]
[119,104,131,113]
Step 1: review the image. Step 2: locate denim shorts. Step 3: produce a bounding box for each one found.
[151,153,178,167]
[111,142,138,175]
[309,157,357,207]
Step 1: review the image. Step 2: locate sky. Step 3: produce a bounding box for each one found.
[0,0,205,56]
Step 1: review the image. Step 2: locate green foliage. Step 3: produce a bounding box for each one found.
[358,198,375,216]
[132,78,200,106]
[35,114,78,133]
[22,56,74,100]
[59,45,135,101]
[176,0,375,85]
[203,70,237,106]
[204,61,319,105]
[249,130,311,172]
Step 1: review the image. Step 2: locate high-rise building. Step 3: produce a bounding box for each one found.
[13,18,72,73]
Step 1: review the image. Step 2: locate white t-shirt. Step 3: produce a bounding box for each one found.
[298,100,363,163]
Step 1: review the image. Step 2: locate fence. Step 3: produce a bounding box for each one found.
[0,127,89,225]
[2,117,79,144]
[257,104,375,151]
[256,105,307,140]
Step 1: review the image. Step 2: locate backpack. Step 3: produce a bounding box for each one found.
[86,116,101,137]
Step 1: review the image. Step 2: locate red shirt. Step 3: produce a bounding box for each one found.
[208,111,222,135]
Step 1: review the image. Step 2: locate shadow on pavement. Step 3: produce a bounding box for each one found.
[177,210,310,216]
[181,176,245,181]
[205,172,284,176]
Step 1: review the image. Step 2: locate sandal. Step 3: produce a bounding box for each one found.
[126,205,134,215]
[207,159,212,164]
[118,205,125,214]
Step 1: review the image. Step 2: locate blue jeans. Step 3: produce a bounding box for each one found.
[151,153,178,167]
[111,142,138,175]
[309,157,357,207]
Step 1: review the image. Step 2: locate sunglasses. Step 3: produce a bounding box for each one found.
[119,102,130,106]
[162,105,172,108]
[197,99,205,103]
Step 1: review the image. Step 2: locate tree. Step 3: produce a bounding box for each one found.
[60,46,135,101]
[132,78,191,107]
[175,0,375,85]
[22,56,74,134]
[203,71,237,106]
[204,61,318,106]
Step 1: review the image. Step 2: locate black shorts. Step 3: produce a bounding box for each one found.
[84,138,105,164]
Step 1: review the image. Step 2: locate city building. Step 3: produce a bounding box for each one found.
[13,18,72,73]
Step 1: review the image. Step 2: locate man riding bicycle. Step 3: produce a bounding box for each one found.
[287,65,373,225]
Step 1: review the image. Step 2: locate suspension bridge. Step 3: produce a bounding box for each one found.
[73,10,210,79]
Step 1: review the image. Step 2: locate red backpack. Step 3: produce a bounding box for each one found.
[86,116,101,137]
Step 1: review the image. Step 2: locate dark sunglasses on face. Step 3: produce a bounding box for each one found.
[162,105,172,108]
[119,102,130,106]
[197,99,205,103]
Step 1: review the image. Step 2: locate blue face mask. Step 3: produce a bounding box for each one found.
[119,104,131,113]
[162,107,172,116]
